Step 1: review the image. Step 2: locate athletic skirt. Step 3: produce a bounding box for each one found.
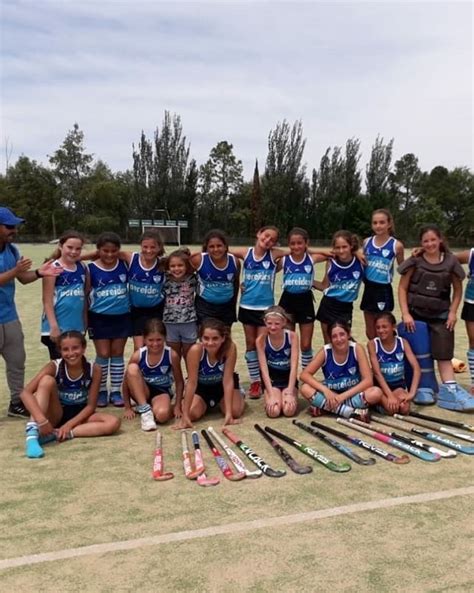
[88,311,132,340]
[195,295,237,326]
[316,295,353,326]
[360,279,394,313]
[238,307,266,327]
[131,302,164,336]
[195,373,241,409]
[461,302,474,322]
[278,291,315,324]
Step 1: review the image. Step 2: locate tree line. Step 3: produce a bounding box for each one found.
[1,113,472,244]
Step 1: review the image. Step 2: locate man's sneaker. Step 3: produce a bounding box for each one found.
[140,410,157,432]
[308,405,324,417]
[248,381,262,399]
[437,383,474,412]
[413,388,435,405]
[97,391,109,408]
[7,402,29,418]
[110,391,124,407]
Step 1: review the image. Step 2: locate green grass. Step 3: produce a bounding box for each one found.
[0,244,473,592]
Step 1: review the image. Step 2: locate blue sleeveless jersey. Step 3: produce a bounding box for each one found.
[54,359,92,406]
[138,346,173,388]
[465,248,474,304]
[197,253,237,304]
[265,330,292,373]
[324,258,364,303]
[374,337,406,387]
[0,243,20,323]
[364,236,396,284]
[198,350,225,385]
[128,252,164,308]
[88,260,130,315]
[239,248,276,310]
[41,262,86,335]
[282,253,314,294]
[322,343,361,393]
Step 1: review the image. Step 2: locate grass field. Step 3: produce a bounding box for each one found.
[1,244,473,593]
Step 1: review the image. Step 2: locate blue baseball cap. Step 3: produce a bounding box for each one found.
[0,206,25,226]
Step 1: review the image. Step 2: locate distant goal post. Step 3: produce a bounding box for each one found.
[128,218,188,246]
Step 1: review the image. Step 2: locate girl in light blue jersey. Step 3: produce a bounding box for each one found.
[191,229,241,328]
[300,321,382,419]
[41,231,87,360]
[87,232,131,408]
[367,312,420,414]
[361,209,404,340]
[458,248,474,393]
[316,231,365,343]
[20,331,120,458]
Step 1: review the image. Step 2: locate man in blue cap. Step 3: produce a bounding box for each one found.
[0,206,62,417]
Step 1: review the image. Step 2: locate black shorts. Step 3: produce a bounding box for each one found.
[316,295,353,326]
[58,403,87,426]
[196,373,240,409]
[147,384,172,400]
[41,335,61,360]
[88,311,132,340]
[195,295,237,327]
[279,291,315,324]
[360,280,394,313]
[131,302,164,336]
[461,302,474,322]
[238,307,266,327]
[411,312,454,361]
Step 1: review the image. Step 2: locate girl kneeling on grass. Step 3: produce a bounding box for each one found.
[123,319,184,431]
[300,321,382,420]
[256,306,299,418]
[21,331,120,458]
[367,313,420,415]
[176,318,245,428]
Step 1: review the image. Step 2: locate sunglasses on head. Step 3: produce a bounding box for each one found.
[2,224,17,230]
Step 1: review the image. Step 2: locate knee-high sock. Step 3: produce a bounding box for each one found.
[468,349,474,386]
[310,391,355,419]
[95,356,109,392]
[25,422,44,458]
[301,349,314,369]
[245,350,260,383]
[110,356,125,393]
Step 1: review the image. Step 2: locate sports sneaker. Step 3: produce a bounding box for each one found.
[413,388,435,405]
[437,383,474,412]
[140,410,157,432]
[109,391,124,407]
[308,405,324,417]
[351,408,370,423]
[248,381,262,399]
[97,391,109,408]
[7,402,29,418]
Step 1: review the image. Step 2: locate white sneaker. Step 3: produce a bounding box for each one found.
[140,410,157,431]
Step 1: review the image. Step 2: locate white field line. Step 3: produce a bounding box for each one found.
[2,486,473,571]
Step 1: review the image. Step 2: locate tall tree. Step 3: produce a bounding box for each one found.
[366,135,394,209]
[389,153,422,239]
[250,159,262,233]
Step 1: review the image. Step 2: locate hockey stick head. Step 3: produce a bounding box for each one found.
[197,473,220,487]
[244,468,263,478]
[392,455,410,464]
[227,471,246,481]
[153,471,175,481]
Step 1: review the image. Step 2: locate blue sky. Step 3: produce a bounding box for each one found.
[1,1,472,180]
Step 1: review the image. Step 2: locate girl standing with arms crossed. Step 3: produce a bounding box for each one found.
[361,209,404,339]
[315,231,365,343]
[87,232,131,408]
[21,331,120,458]
[123,319,184,430]
[176,318,245,427]
[191,229,240,328]
[41,231,87,360]
[398,225,473,410]
[457,248,474,394]
[256,306,299,418]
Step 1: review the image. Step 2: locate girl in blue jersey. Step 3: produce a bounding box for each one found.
[361,209,405,340]
[316,231,365,344]
[123,319,184,430]
[256,306,299,418]
[87,232,131,408]
[41,231,87,360]
[300,321,382,419]
[367,313,420,414]
[176,318,245,428]
[232,226,287,398]
[278,227,331,368]
[191,229,241,328]
[457,249,474,394]
[20,331,120,458]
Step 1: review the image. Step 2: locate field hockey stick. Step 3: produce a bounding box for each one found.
[208,427,262,478]
[181,431,205,480]
[152,431,174,481]
[292,420,376,466]
[264,426,351,472]
[394,414,474,443]
[222,428,286,477]
[191,431,220,487]
[409,410,474,433]
[339,419,440,462]
[371,415,456,458]
[254,424,313,474]
[310,421,410,464]
[201,430,246,481]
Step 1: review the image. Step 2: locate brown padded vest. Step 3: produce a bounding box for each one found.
[408,254,456,318]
